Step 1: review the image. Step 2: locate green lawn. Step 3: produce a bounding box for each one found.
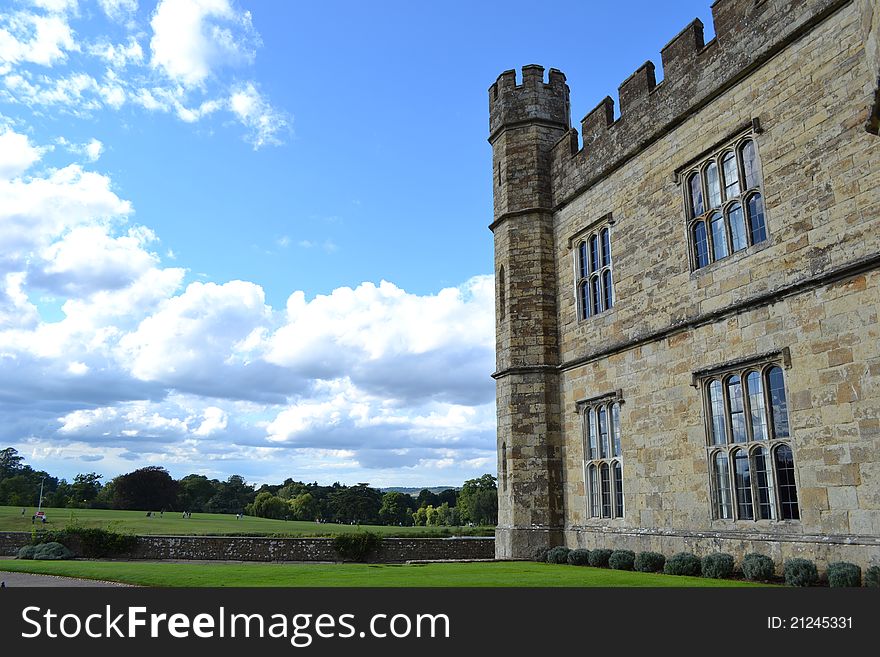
[0,559,772,587]
[0,505,489,537]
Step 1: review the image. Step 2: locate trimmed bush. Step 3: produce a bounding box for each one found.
[784,558,819,587]
[742,553,775,581]
[332,531,383,562]
[664,552,701,577]
[827,562,861,588]
[588,548,613,568]
[865,565,880,588]
[33,542,73,560]
[17,545,37,560]
[634,551,666,573]
[701,553,735,579]
[31,527,137,558]
[567,549,591,566]
[609,549,635,571]
[534,547,550,563]
[546,546,571,565]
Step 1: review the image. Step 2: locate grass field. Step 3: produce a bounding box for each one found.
[0,559,772,587]
[0,505,490,537]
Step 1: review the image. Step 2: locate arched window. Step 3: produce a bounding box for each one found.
[598,406,609,458]
[684,134,767,270]
[498,266,506,319]
[752,446,774,520]
[727,375,746,442]
[746,370,768,441]
[501,442,507,492]
[767,366,790,438]
[774,444,799,520]
[693,221,709,268]
[741,139,759,189]
[709,211,728,261]
[702,359,797,522]
[732,448,753,520]
[600,463,611,518]
[688,172,704,217]
[721,151,740,199]
[708,379,727,445]
[746,193,767,245]
[588,465,599,517]
[713,451,732,519]
[706,162,721,209]
[611,403,622,457]
[573,223,614,321]
[583,398,625,519]
[728,202,747,252]
[613,461,624,518]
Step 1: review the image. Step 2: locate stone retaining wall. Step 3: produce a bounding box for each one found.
[0,532,494,563]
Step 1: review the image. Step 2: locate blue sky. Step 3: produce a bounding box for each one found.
[0,0,714,487]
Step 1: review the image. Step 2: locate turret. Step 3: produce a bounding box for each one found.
[489,66,569,559]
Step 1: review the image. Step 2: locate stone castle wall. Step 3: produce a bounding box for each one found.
[490,0,880,567]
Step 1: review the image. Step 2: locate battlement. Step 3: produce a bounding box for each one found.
[488,65,570,142]
[541,0,846,206]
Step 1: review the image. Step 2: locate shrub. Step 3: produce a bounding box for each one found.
[588,548,613,568]
[784,558,819,587]
[33,542,73,560]
[534,547,550,563]
[332,531,383,562]
[701,553,735,579]
[634,551,666,573]
[742,553,775,581]
[17,545,37,560]
[31,527,137,558]
[609,549,635,571]
[664,552,701,577]
[546,546,571,564]
[567,549,591,566]
[826,562,861,588]
[865,565,880,588]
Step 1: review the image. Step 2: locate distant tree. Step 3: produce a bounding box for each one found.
[71,473,103,506]
[412,506,428,526]
[248,492,289,519]
[112,466,179,511]
[277,481,308,500]
[457,474,498,526]
[437,488,458,507]
[289,492,318,520]
[433,501,460,526]
[92,479,116,509]
[204,474,255,514]
[378,491,414,526]
[416,488,440,509]
[329,484,382,524]
[0,474,36,506]
[177,474,219,512]
[0,447,26,479]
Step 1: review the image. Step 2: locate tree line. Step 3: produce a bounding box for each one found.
[0,447,498,526]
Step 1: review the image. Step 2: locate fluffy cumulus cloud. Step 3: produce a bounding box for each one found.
[0,128,495,486]
[0,0,288,148]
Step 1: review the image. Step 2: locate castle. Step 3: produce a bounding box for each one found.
[489,0,880,571]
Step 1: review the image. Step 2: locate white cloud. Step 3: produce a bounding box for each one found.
[194,406,227,436]
[0,11,78,70]
[229,82,289,148]
[89,37,143,68]
[97,0,138,23]
[0,128,43,179]
[149,0,257,88]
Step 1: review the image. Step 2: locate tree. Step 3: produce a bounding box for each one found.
[329,484,382,524]
[416,488,440,509]
[0,447,26,479]
[378,491,413,526]
[112,466,179,511]
[71,473,103,506]
[204,475,255,514]
[289,492,318,521]
[248,492,289,519]
[437,488,458,507]
[412,506,428,526]
[457,474,498,525]
[177,474,219,512]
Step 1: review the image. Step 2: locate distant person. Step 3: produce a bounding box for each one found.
[21,508,25,515]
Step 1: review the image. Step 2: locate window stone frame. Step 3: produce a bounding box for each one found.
[577,391,625,520]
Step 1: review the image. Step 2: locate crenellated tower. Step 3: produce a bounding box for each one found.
[488,65,569,559]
